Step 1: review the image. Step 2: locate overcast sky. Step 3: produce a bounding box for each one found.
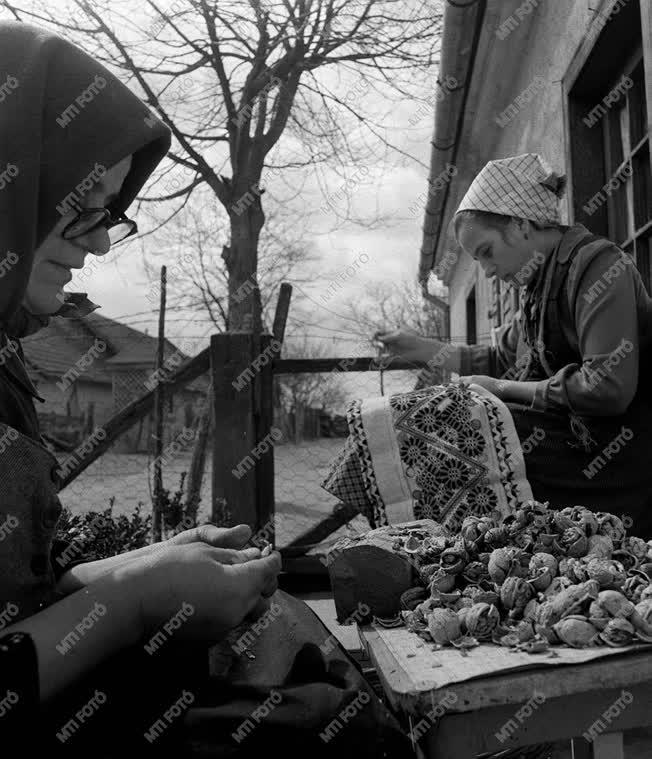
[36,0,444,360]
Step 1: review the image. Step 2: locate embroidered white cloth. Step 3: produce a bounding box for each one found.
[455,153,565,224]
[322,383,533,532]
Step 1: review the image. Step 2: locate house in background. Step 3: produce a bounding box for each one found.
[419,0,651,346]
[22,311,209,451]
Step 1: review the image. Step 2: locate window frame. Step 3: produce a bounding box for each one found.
[601,48,651,252]
[564,0,652,288]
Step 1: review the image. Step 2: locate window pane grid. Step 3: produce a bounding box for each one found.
[633,144,651,232]
[629,60,647,146]
[635,233,652,295]
[602,50,649,253]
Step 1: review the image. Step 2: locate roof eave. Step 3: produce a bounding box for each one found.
[418,0,487,287]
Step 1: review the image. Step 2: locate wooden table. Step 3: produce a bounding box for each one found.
[358,625,652,758]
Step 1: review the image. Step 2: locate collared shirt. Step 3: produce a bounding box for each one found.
[459,225,652,417]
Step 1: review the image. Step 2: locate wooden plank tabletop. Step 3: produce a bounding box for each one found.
[358,624,652,715]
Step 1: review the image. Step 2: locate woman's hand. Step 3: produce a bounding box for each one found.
[167,523,262,563]
[458,375,506,399]
[10,545,282,703]
[56,524,263,596]
[374,329,441,363]
[168,523,250,549]
[124,542,282,642]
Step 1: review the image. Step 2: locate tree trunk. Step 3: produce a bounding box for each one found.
[223,190,265,331]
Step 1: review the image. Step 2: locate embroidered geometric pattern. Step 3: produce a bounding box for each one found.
[476,392,522,512]
[319,435,370,512]
[321,383,533,531]
[346,399,388,527]
[394,387,488,529]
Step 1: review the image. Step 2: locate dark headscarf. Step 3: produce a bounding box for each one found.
[0,21,171,437]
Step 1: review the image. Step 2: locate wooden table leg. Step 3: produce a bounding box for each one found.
[572,737,592,759]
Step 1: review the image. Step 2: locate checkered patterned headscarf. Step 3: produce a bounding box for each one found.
[455,154,566,224]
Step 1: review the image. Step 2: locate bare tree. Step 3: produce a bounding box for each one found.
[344,276,449,387]
[345,276,447,340]
[141,188,319,331]
[4,0,442,329]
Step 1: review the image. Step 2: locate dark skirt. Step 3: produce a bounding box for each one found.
[512,396,652,539]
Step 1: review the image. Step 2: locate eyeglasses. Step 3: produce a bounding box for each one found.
[62,207,138,246]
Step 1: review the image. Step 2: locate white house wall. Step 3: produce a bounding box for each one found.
[438,0,621,347]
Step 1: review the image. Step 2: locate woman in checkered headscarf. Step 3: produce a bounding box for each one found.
[368,153,652,537]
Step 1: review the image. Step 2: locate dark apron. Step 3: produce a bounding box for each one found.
[37,591,411,758]
[509,236,652,538]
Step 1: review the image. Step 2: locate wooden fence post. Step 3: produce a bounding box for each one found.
[211,333,255,528]
[210,333,275,537]
[254,333,275,544]
[152,265,166,543]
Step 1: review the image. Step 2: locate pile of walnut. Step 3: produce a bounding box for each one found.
[399,501,652,652]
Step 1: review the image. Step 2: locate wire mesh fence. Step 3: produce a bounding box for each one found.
[273,368,425,550]
[53,390,214,527]
[50,349,444,552]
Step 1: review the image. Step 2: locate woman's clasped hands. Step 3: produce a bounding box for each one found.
[118,523,282,643]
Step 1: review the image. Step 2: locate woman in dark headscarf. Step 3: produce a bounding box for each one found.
[0,21,410,758]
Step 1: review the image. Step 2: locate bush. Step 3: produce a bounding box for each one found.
[56,472,204,558]
[56,470,207,559]
[159,471,189,535]
[56,498,152,559]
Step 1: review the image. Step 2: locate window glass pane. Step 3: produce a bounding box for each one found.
[606,106,624,174]
[609,177,630,245]
[619,101,631,156]
[635,235,652,295]
[633,144,651,231]
[628,60,647,147]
